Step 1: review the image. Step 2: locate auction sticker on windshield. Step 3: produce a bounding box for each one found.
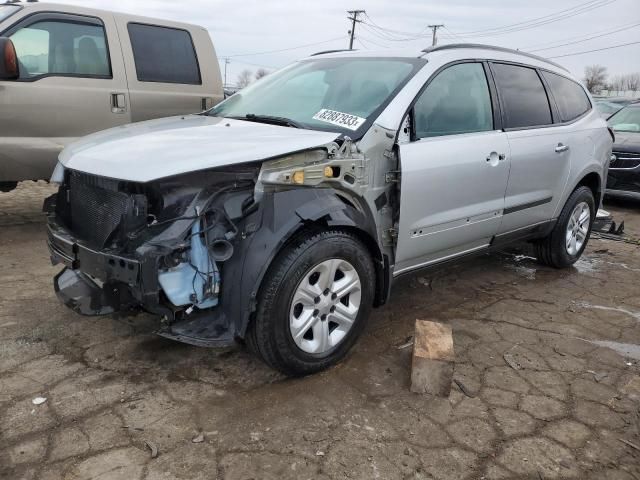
[312,109,366,131]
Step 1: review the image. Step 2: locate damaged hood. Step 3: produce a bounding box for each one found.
[59,115,341,182]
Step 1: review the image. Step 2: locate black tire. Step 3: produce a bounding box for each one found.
[535,186,595,268]
[246,229,375,376]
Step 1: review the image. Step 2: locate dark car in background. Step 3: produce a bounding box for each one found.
[595,100,623,118]
[607,103,640,200]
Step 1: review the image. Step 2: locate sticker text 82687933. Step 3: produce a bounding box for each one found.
[312,109,366,131]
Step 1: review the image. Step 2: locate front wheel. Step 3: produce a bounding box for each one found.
[246,230,375,376]
[535,186,595,268]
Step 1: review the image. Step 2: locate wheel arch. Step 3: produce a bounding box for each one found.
[575,171,602,208]
[224,187,389,339]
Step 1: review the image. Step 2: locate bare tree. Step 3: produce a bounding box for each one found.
[626,73,640,92]
[236,69,253,89]
[609,75,625,93]
[255,68,270,80]
[583,65,608,94]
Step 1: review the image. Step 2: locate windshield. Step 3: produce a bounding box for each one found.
[0,5,20,23]
[608,106,640,132]
[209,57,425,135]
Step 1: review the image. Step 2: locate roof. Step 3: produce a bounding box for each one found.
[309,43,568,73]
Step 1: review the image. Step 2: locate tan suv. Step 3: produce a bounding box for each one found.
[0,1,223,192]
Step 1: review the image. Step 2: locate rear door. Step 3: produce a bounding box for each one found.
[395,61,510,275]
[0,12,130,182]
[490,62,572,234]
[115,18,220,122]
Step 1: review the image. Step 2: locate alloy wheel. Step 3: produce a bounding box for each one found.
[289,258,362,354]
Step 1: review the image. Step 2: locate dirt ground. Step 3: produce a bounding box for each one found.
[1,181,639,480]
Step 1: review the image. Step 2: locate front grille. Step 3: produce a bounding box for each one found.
[611,151,640,169]
[66,171,147,249]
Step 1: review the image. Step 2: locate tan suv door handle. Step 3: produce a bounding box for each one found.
[111,93,127,114]
[555,143,569,153]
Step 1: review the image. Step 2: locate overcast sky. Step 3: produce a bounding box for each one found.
[54,0,640,84]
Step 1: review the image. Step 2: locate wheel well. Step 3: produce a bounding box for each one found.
[576,172,601,206]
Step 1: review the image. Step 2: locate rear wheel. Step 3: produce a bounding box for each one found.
[246,229,375,376]
[535,186,595,268]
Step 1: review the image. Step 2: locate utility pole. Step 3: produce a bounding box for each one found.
[347,10,365,50]
[428,24,444,46]
[223,58,230,88]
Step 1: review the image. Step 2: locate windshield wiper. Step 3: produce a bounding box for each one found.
[230,114,303,129]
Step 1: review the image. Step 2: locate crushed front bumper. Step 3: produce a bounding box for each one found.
[47,220,157,316]
[45,198,239,347]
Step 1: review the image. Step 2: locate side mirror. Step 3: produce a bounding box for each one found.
[0,37,19,80]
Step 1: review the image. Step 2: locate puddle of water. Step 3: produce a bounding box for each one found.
[590,340,640,361]
[604,261,640,273]
[574,301,640,322]
[573,257,601,273]
[505,264,537,280]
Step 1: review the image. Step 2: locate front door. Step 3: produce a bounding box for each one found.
[395,62,510,275]
[0,12,130,182]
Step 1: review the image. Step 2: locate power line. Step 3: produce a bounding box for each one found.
[548,40,640,58]
[520,20,640,49]
[357,34,392,49]
[360,0,616,44]
[448,0,616,38]
[527,22,640,52]
[223,36,345,58]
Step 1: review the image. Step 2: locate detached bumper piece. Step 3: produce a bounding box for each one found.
[157,309,235,347]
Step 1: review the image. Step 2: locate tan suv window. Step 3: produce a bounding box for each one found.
[10,20,111,79]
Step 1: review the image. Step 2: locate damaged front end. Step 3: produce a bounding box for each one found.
[45,164,260,347]
[45,136,388,347]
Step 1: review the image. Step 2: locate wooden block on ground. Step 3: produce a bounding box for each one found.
[411,320,455,396]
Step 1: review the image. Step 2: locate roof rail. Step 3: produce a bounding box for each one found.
[421,43,568,72]
[310,49,356,57]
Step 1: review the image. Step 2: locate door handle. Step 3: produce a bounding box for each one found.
[111,93,127,114]
[486,152,506,165]
[201,97,213,110]
[555,143,569,153]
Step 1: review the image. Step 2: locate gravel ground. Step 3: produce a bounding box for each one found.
[1,181,639,480]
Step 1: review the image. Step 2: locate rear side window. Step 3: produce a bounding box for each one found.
[127,23,201,85]
[541,71,591,122]
[491,63,552,129]
[413,62,494,138]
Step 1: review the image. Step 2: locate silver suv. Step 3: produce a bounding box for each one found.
[45,44,612,376]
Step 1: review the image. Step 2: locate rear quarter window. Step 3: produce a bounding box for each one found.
[541,71,591,122]
[491,62,552,129]
[127,23,201,85]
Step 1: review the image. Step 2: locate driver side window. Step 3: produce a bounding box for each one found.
[10,18,111,79]
[413,62,493,139]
